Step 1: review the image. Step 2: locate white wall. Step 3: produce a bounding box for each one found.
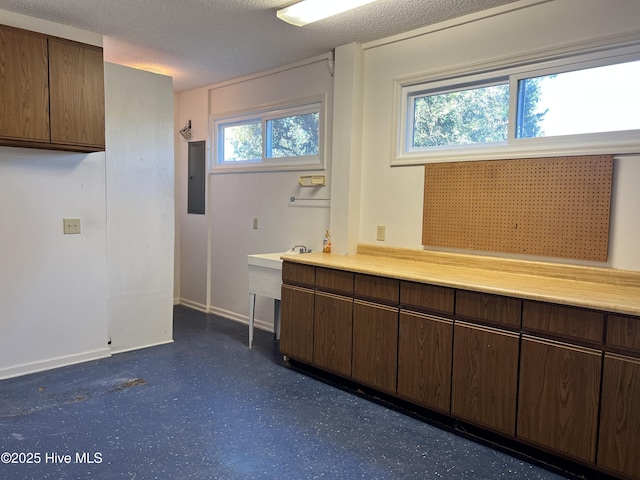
[105,63,175,353]
[0,147,110,378]
[0,11,175,378]
[329,43,365,256]
[176,58,333,330]
[176,87,210,312]
[358,0,640,271]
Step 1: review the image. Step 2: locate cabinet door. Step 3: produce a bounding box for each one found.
[314,292,353,377]
[280,285,314,363]
[452,322,519,436]
[518,336,601,463]
[398,311,452,413]
[597,353,640,479]
[0,26,49,142]
[352,300,399,394]
[49,39,105,148]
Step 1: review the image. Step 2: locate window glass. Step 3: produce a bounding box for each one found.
[266,111,319,158]
[221,121,261,163]
[411,83,509,148]
[517,60,640,138]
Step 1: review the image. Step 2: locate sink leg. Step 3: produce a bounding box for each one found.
[249,293,256,348]
[274,299,281,340]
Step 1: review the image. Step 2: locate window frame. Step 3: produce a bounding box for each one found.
[212,95,326,173]
[394,44,640,166]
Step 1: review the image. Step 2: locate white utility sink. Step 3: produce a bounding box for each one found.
[247,252,285,348]
[247,252,285,270]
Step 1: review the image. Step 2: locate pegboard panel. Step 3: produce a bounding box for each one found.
[422,156,613,261]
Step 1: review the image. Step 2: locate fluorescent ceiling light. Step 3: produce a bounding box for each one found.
[277,0,378,27]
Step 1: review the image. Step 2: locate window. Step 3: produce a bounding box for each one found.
[213,100,323,172]
[397,51,640,164]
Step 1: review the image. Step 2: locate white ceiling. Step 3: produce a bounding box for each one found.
[0,0,521,92]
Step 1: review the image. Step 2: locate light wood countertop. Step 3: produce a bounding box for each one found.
[281,245,640,317]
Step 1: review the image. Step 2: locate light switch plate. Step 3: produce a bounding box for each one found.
[63,218,81,234]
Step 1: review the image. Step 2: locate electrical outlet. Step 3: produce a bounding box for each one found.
[63,218,81,234]
[253,218,259,230]
[376,225,385,241]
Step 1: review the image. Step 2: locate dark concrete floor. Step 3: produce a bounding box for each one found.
[0,306,571,479]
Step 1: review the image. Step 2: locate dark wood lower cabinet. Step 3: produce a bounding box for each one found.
[279,261,640,480]
[314,291,353,376]
[280,284,314,364]
[517,336,601,464]
[397,311,452,413]
[597,353,640,479]
[451,322,519,436]
[352,300,399,394]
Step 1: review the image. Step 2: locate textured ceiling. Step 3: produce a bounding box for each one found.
[0,0,521,92]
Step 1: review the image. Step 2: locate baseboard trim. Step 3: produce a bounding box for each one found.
[110,339,174,355]
[0,347,112,380]
[178,298,208,313]
[207,306,274,333]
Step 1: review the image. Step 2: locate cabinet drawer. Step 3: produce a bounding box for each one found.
[607,314,640,355]
[455,290,521,328]
[282,261,315,287]
[354,274,399,305]
[316,267,353,295]
[400,281,454,315]
[522,301,604,344]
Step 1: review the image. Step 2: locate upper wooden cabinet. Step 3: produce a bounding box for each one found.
[48,39,105,149]
[0,24,105,152]
[0,26,49,142]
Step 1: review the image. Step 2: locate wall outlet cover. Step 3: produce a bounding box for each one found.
[63,218,81,234]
